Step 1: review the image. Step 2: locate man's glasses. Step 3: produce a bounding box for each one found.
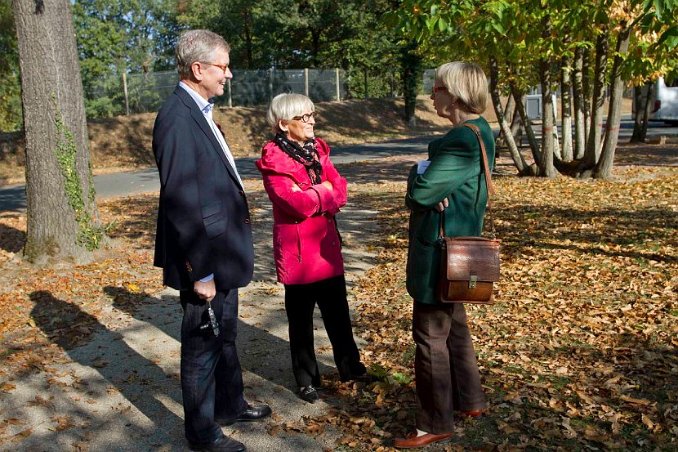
[201,62,229,74]
[432,86,448,96]
[291,112,317,123]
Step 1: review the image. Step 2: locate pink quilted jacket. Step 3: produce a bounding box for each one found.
[255,138,347,285]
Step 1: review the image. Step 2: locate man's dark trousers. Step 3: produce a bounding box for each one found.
[180,289,247,445]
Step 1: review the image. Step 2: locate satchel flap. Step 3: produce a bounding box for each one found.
[444,237,500,282]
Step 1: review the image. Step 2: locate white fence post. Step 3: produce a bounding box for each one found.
[227,79,233,108]
[335,68,340,101]
[122,72,130,116]
[269,69,274,101]
[304,68,309,97]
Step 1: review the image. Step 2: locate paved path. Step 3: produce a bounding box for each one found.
[0,135,434,212]
[1,179,381,450]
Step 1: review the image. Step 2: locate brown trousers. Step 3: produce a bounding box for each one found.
[412,302,487,433]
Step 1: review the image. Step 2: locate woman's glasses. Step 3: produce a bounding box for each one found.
[291,112,317,123]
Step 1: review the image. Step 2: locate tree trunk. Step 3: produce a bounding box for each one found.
[401,40,421,126]
[630,82,652,143]
[594,26,631,179]
[538,16,557,178]
[13,0,101,263]
[560,56,573,161]
[540,77,557,177]
[489,58,527,174]
[509,100,522,141]
[579,32,608,177]
[581,47,592,145]
[494,93,515,152]
[510,83,541,167]
[242,10,253,69]
[572,47,586,159]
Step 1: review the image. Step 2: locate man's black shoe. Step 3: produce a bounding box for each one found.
[218,403,272,425]
[189,434,246,452]
[298,385,319,403]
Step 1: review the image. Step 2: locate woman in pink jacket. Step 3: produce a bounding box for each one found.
[256,93,367,403]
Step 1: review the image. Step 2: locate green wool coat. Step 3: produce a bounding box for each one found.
[405,117,496,304]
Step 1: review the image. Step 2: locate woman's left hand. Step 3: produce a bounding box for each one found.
[435,197,449,212]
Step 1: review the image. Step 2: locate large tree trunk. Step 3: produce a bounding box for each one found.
[489,57,527,174]
[560,56,573,161]
[572,47,586,159]
[13,0,100,263]
[594,26,631,179]
[579,32,609,177]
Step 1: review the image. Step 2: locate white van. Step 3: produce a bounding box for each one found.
[649,76,678,124]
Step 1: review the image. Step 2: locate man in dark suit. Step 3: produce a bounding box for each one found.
[153,29,271,452]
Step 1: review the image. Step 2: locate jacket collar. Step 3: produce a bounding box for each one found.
[173,85,243,189]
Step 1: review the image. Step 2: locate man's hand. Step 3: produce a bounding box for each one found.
[435,197,449,212]
[194,279,216,302]
[321,180,333,191]
[291,184,302,192]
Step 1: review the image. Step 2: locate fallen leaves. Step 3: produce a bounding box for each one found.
[317,165,678,450]
[0,155,676,449]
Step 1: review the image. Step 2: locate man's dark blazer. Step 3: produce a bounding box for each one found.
[153,85,254,292]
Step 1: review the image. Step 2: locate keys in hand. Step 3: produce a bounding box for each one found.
[199,299,220,337]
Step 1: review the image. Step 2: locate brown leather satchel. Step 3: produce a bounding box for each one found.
[437,124,500,304]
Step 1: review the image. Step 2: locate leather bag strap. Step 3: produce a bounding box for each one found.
[464,123,495,197]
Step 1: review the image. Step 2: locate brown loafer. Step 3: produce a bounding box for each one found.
[393,432,453,449]
[459,409,485,418]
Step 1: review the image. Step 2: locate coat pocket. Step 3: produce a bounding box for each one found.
[202,202,227,239]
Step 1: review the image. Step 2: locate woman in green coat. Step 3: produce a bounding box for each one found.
[394,62,494,449]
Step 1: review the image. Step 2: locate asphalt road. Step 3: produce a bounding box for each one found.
[1,120,676,212]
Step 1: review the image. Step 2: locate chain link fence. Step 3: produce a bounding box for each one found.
[86,68,348,117]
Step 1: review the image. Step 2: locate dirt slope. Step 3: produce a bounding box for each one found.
[0,96,453,185]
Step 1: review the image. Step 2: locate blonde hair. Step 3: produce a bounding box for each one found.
[267,93,315,133]
[176,30,230,79]
[435,62,488,114]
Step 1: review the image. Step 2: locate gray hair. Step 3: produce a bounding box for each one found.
[436,62,488,114]
[176,30,230,79]
[266,93,315,133]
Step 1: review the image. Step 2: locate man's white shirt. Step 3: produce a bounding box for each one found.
[179,81,243,188]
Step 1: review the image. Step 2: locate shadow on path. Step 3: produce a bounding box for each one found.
[29,290,184,445]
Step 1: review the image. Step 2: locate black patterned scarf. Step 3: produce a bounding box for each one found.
[274,132,322,184]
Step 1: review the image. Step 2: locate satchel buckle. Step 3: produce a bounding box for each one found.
[468,275,478,289]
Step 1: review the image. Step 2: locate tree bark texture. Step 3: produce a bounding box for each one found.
[13,0,98,262]
[594,26,631,179]
[580,32,609,176]
[489,58,526,173]
[560,57,573,161]
[572,47,586,159]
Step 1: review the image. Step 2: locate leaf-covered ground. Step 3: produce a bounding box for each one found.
[0,148,676,450]
[313,163,677,451]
